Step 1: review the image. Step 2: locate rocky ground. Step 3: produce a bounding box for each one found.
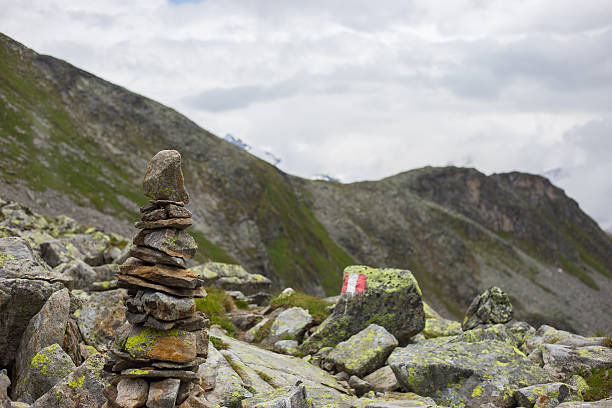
[1,199,611,407]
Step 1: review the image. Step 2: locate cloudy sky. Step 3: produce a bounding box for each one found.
[2,0,611,229]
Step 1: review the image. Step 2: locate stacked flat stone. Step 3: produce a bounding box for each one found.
[106,150,209,408]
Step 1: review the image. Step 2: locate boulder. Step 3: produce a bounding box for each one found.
[348,375,372,397]
[326,324,398,377]
[0,278,62,366]
[115,378,149,408]
[0,237,67,282]
[117,326,197,363]
[40,232,111,267]
[73,289,126,350]
[245,317,271,343]
[15,344,76,403]
[541,344,612,380]
[143,150,190,204]
[462,286,513,331]
[363,366,400,393]
[54,260,96,290]
[423,302,443,319]
[133,229,197,259]
[273,340,300,356]
[523,325,600,355]
[388,339,551,407]
[146,378,181,408]
[422,318,462,339]
[266,307,313,343]
[31,353,109,408]
[13,288,70,401]
[301,265,425,354]
[192,262,272,296]
[514,382,583,408]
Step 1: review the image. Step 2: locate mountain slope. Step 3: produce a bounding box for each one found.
[1,33,611,333]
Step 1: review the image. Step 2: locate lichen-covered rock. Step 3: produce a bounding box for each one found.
[117,326,197,363]
[147,378,181,408]
[422,318,462,339]
[15,344,76,403]
[192,262,272,296]
[456,323,517,345]
[266,307,313,343]
[522,325,604,355]
[240,382,313,408]
[0,237,68,283]
[31,353,109,408]
[143,150,190,204]
[556,399,612,407]
[274,340,300,356]
[133,229,197,259]
[73,289,126,350]
[54,260,96,290]
[13,288,70,401]
[115,378,149,408]
[462,286,513,331]
[388,339,551,407]
[363,366,400,393]
[0,278,63,367]
[301,265,425,354]
[326,324,398,377]
[422,302,443,320]
[245,317,270,343]
[514,382,583,408]
[0,368,10,402]
[541,344,612,380]
[40,232,111,267]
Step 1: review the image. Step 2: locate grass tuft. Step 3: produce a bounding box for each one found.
[194,287,237,337]
[582,367,612,401]
[270,290,332,324]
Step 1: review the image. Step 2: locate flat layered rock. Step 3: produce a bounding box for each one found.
[120,258,199,289]
[147,378,181,408]
[117,273,206,298]
[141,207,168,222]
[126,311,209,331]
[134,218,192,230]
[143,150,189,204]
[125,291,196,321]
[115,378,149,408]
[122,368,198,382]
[133,229,197,259]
[118,326,197,363]
[129,246,187,268]
[0,237,68,283]
[167,205,191,219]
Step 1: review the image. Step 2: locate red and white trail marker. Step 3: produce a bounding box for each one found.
[341,273,367,294]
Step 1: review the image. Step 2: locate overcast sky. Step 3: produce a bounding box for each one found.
[1,0,611,229]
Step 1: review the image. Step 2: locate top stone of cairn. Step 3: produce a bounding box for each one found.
[143,150,190,204]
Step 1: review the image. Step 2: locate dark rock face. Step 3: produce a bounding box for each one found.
[143,150,189,204]
[301,265,424,354]
[0,278,63,367]
[462,286,513,331]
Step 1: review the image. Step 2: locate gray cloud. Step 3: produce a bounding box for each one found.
[1,0,611,229]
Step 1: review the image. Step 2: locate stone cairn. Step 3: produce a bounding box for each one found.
[104,150,209,408]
